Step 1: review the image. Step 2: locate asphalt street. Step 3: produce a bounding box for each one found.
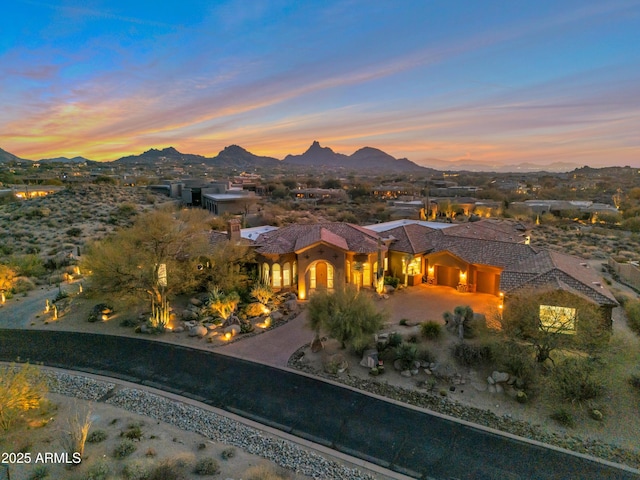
[0,329,637,480]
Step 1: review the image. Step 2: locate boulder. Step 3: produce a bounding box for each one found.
[393,359,403,371]
[412,360,422,370]
[222,315,241,327]
[271,311,284,321]
[495,383,504,394]
[284,299,299,313]
[491,371,510,383]
[189,325,208,337]
[205,323,219,331]
[224,324,241,336]
[360,349,378,368]
[183,320,197,329]
[487,376,496,385]
[400,370,412,378]
[172,326,184,333]
[488,384,497,394]
[189,297,203,307]
[286,292,298,301]
[384,285,395,294]
[182,310,198,321]
[410,369,420,376]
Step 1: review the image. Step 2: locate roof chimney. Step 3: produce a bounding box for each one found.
[227,218,241,242]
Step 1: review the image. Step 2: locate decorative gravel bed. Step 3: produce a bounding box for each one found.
[42,370,376,480]
[288,348,640,470]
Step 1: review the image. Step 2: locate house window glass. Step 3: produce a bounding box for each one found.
[539,305,576,334]
[327,263,334,289]
[293,261,297,282]
[346,260,351,283]
[384,257,388,271]
[363,262,371,286]
[283,262,291,286]
[310,264,316,289]
[272,263,282,288]
[262,263,270,285]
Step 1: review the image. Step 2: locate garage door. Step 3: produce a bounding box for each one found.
[476,271,497,294]
[436,266,460,288]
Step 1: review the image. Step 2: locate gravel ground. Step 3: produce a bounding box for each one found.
[42,370,377,480]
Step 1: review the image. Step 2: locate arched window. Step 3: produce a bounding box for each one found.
[262,263,270,285]
[272,263,282,288]
[283,262,291,287]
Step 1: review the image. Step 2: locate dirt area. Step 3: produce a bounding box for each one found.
[1,393,313,480]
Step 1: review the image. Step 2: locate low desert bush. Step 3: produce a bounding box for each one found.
[550,408,575,428]
[121,423,144,440]
[122,460,151,480]
[148,460,187,480]
[452,342,492,367]
[552,358,605,404]
[420,321,442,340]
[85,460,111,480]
[244,465,288,480]
[395,342,418,370]
[193,457,220,475]
[87,429,107,443]
[387,332,402,348]
[113,439,137,459]
[221,447,236,460]
[28,465,49,480]
[624,299,640,336]
[629,373,640,391]
[384,276,400,288]
[417,346,436,364]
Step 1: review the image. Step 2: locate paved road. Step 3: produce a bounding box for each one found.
[0,283,69,328]
[0,330,637,480]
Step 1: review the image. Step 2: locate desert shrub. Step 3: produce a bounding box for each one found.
[66,227,82,237]
[420,321,442,340]
[384,276,400,288]
[148,460,187,480]
[251,284,274,305]
[628,373,640,391]
[515,390,528,404]
[552,358,605,404]
[114,439,137,458]
[12,277,36,294]
[85,460,111,480]
[395,342,418,370]
[245,302,268,317]
[28,465,49,480]
[9,254,46,277]
[452,342,492,367]
[550,408,575,428]
[243,465,288,480]
[624,299,640,336]
[417,346,436,364]
[387,332,402,348]
[0,363,47,431]
[221,447,236,460]
[122,423,144,440]
[87,429,107,443]
[492,341,537,390]
[193,457,220,475]
[399,318,409,326]
[122,460,150,480]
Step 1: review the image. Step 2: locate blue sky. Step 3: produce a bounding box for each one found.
[1,0,639,167]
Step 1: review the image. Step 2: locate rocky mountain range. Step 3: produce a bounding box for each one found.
[0,142,582,173]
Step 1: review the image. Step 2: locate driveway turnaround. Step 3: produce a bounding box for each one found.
[0,330,637,480]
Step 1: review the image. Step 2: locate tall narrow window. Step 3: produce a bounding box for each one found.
[310,264,316,289]
[293,261,297,282]
[272,263,282,288]
[327,263,334,289]
[346,260,351,284]
[283,262,291,287]
[363,262,371,287]
[262,263,270,285]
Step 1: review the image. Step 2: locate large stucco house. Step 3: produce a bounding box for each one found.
[212,218,617,326]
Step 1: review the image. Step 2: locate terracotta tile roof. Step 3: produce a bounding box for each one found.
[254,223,385,255]
[430,234,539,267]
[442,219,528,243]
[382,224,438,254]
[500,250,618,306]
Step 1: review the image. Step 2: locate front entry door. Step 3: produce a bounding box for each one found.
[316,262,328,289]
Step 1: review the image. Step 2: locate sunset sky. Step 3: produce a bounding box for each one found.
[1,0,639,168]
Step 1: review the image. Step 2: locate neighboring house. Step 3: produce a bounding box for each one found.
[210,218,617,325]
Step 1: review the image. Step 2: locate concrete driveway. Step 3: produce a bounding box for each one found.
[381,283,500,325]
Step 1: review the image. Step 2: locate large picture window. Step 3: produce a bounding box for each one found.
[539,305,576,334]
[272,263,282,288]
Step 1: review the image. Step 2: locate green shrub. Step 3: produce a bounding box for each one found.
[384,276,400,288]
[387,332,402,348]
[420,321,442,340]
[29,465,49,480]
[85,460,111,480]
[552,358,605,404]
[417,347,436,364]
[221,447,236,460]
[193,457,220,475]
[148,460,186,480]
[122,423,143,440]
[550,408,575,428]
[114,439,137,459]
[87,429,107,443]
[628,373,640,391]
[399,318,409,326]
[452,342,492,367]
[624,299,640,336]
[395,342,418,370]
[122,460,150,480]
[515,391,528,404]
